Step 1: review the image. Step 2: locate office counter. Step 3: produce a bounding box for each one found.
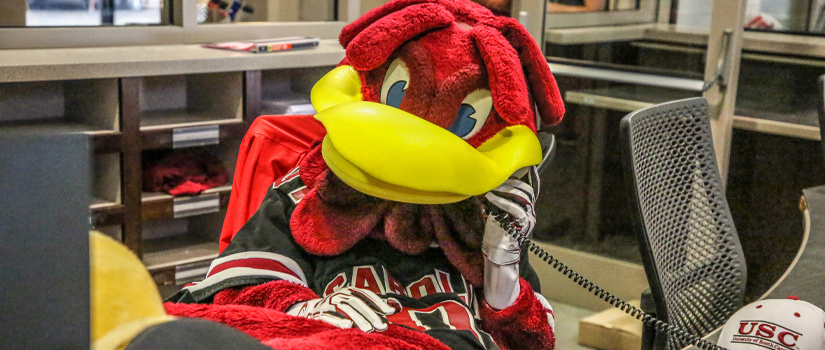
[0,39,345,83]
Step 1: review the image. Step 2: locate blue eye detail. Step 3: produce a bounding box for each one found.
[381,59,410,108]
[450,89,492,140]
[448,104,478,138]
[386,80,407,109]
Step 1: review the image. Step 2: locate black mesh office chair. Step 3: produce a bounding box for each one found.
[620,98,747,350]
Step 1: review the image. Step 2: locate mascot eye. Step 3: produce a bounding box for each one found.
[380,58,410,109]
[448,89,492,139]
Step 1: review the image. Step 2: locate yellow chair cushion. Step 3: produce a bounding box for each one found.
[90,231,173,350]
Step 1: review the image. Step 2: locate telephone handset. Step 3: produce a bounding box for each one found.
[489,207,728,350]
[505,134,730,350]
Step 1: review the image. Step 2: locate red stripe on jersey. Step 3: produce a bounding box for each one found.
[272,167,300,189]
[207,257,299,279]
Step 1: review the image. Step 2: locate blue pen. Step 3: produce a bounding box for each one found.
[228,0,242,21]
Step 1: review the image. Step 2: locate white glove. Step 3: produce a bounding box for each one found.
[286,287,398,332]
[482,178,537,265]
[482,176,537,310]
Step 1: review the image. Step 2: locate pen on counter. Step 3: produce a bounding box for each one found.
[202,37,320,53]
[253,38,319,53]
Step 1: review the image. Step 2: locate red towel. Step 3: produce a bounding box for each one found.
[142,149,229,196]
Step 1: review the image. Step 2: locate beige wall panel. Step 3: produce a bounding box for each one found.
[703,0,746,185]
[301,0,335,21]
[361,0,390,15]
[264,0,299,21]
[243,0,269,22]
[532,242,649,312]
[0,0,27,27]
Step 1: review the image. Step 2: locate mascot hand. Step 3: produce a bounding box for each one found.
[483,178,536,265]
[483,177,537,310]
[286,287,398,333]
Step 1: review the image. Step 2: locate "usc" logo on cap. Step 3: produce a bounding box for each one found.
[731,321,803,349]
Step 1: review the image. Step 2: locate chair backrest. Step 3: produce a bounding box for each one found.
[620,98,747,350]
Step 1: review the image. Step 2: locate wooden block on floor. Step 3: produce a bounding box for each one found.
[577,300,643,350]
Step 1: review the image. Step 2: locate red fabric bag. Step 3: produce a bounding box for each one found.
[219,115,326,253]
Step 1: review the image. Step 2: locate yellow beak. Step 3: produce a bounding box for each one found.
[310,65,542,204]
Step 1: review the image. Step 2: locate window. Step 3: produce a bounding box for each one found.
[0,0,374,49]
[545,0,656,28]
[196,0,338,24]
[1,0,168,26]
[673,0,820,35]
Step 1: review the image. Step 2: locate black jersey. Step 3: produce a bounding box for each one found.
[169,169,544,349]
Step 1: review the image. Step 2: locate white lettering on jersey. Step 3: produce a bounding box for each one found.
[323,266,473,301]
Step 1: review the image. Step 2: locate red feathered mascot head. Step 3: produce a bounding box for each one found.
[292,0,565,286]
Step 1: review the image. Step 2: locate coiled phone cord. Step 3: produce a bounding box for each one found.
[493,211,729,350]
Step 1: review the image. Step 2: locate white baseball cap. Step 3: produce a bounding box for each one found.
[717,297,825,350]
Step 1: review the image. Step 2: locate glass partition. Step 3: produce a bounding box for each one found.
[539,0,708,264]
[0,0,168,26]
[753,0,807,31]
[546,0,638,13]
[546,0,821,34]
[545,0,655,28]
[196,0,337,24]
[0,0,370,48]
[540,0,822,268]
[674,0,816,34]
